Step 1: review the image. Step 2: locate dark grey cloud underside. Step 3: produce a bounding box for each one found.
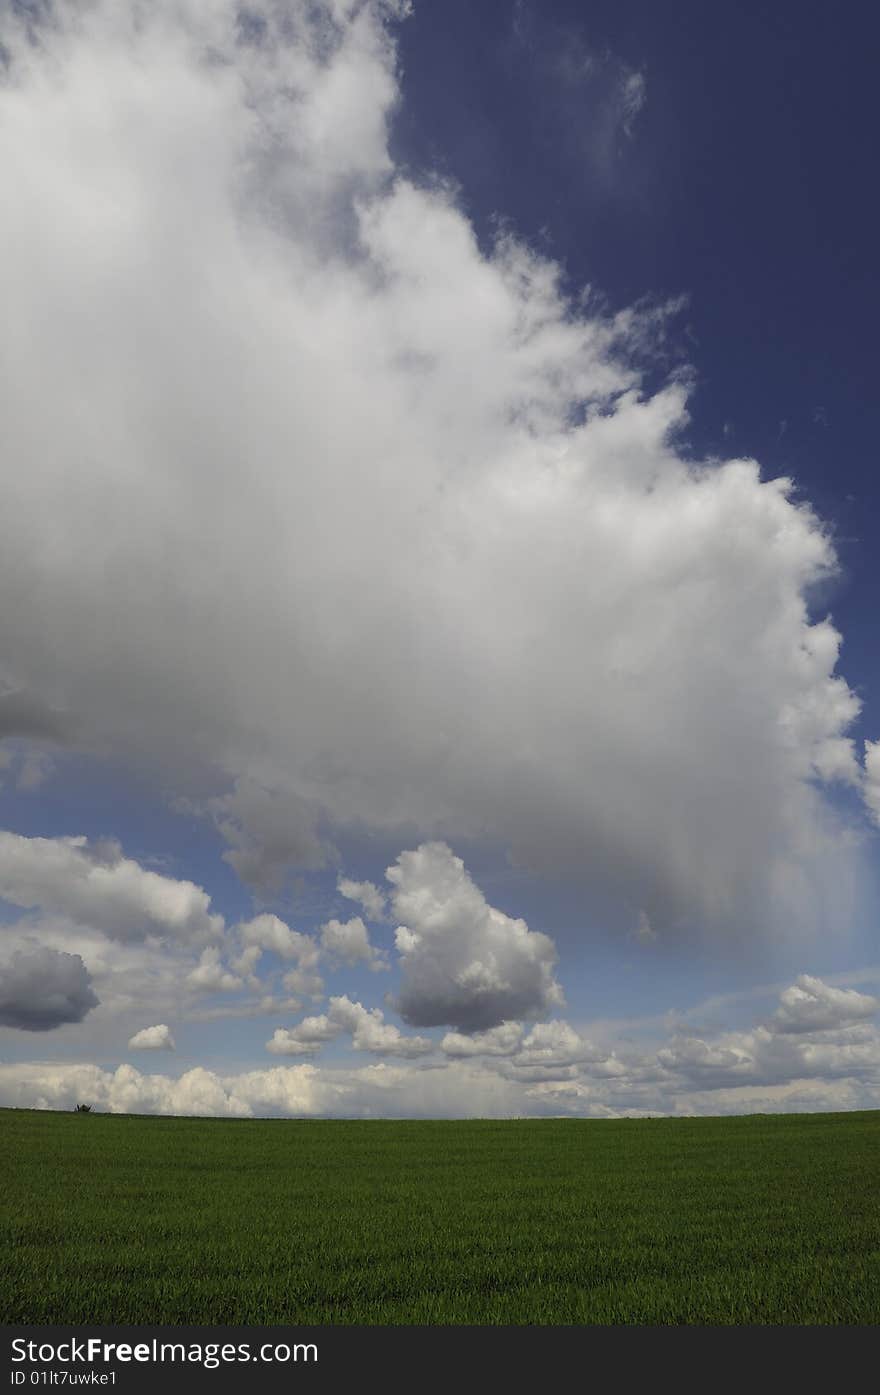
[0,944,99,1031]
[0,689,76,743]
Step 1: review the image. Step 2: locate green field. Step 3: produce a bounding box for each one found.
[2,1107,879,1324]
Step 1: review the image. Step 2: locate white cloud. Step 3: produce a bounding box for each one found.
[0,912,289,1041]
[440,1017,617,1078]
[772,974,878,1034]
[0,831,223,944]
[657,1035,754,1079]
[514,1020,607,1068]
[231,944,263,981]
[238,914,321,967]
[186,947,242,993]
[281,967,324,1000]
[328,994,432,1056]
[236,916,324,999]
[656,975,880,1093]
[337,876,387,921]
[319,915,387,970]
[0,0,873,960]
[267,993,431,1057]
[388,842,563,1030]
[128,1023,175,1051]
[266,1012,341,1056]
[442,1021,525,1057]
[4,971,880,1117]
[0,943,99,1031]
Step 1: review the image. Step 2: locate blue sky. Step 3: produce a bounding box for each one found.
[1,0,879,1118]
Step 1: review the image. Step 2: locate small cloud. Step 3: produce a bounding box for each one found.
[337,876,388,921]
[619,69,646,137]
[631,910,657,944]
[267,995,431,1058]
[187,947,242,993]
[319,915,388,971]
[128,1023,175,1051]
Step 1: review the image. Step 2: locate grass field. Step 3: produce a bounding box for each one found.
[2,1106,879,1324]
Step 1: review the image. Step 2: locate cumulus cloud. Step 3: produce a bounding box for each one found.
[514,1020,607,1068]
[338,877,388,921]
[0,0,873,957]
[2,971,880,1116]
[658,1035,754,1080]
[238,914,320,966]
[186,947,242,993]
[0,831,224,944]
[267,994,431,1057]
[237,914,324,996]
[319,915,387,970]
[772,974,878,1034]
[388,842,562,1030]
[0,1062,254,1118]
[6,971,880,1117]
[442,1022,525,1057]
[656,975,880,1094]
[128,1023,175,1051]
[441,1017,617,1081]
[0,944,99,1031]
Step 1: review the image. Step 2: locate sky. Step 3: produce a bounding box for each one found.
[1,0,879,1120]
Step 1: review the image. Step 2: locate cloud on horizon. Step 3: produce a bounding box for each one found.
[2,971,877,1118]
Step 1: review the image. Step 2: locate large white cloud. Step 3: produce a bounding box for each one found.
[0,943,99,1031]
[0,0,873,961]
[388,842,563,1030]
[0,831,224,944]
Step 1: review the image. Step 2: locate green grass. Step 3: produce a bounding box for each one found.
[2,1107,879,1324]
